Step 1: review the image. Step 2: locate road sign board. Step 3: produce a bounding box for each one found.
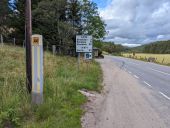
[76,35,92,53]
[84,53,93,60]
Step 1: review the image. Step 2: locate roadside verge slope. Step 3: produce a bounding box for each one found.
[0,45,102,128]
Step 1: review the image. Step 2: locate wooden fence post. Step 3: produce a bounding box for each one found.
[1,35,4,46]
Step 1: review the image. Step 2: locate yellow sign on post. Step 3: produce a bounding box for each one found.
[32,37,39,45]
[31,34,43,104]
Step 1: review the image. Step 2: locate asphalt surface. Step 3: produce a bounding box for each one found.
[108,55,170,99]
[82,56,169,128]
[108,55,170,126]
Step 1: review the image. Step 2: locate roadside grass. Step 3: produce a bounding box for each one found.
[122,53,170,66]
[102,51,109,55]
[0,45,102,128]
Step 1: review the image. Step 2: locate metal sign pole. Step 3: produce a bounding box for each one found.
[77,53,80,71]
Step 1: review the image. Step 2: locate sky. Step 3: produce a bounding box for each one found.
[93,0,170,47]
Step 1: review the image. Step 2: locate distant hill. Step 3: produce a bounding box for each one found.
[131,40,170,54]
[130,45,145,53]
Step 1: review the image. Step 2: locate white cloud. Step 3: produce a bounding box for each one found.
[157,35,164,39]
[99,0,170,46]
[122,43,141,47]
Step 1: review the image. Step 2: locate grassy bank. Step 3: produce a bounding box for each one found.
[122,53,170,66]
[0,45,102,128]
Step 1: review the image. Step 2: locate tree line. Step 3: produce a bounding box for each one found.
[143,40,170,54]
[130,40,170,54]
[94,40,128,54]
[0,0,106,54]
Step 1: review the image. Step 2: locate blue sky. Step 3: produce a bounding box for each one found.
[92,0,109,8]
[92,0,170,47]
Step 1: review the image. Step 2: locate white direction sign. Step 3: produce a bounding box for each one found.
[76,35,92,53]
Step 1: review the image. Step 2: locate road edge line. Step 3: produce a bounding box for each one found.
[159,92,170,100]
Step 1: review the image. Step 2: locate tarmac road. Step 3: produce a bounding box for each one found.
[82,55,170,128]
[109,55,170,100]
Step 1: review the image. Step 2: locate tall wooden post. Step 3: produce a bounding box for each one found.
[25,0,32,93]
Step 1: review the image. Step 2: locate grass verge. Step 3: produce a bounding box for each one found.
[0,45,102,128]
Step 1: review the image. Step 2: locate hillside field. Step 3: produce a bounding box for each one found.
[0,45,102,128]
[123,53,170,65]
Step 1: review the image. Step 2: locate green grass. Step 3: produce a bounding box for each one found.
[102,51,109,55]
[122,53,170,66]
[0,45,102,128]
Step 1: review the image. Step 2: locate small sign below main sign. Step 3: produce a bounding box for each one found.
[84,53,93,60]
[76,35,92,53]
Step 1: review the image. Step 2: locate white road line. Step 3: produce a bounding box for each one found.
[144,81,152,87]
[134,75,139,79]
[159,92,170,100]
[128,62,140,66]
[129,71,132,74]
[150,68,170,76]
